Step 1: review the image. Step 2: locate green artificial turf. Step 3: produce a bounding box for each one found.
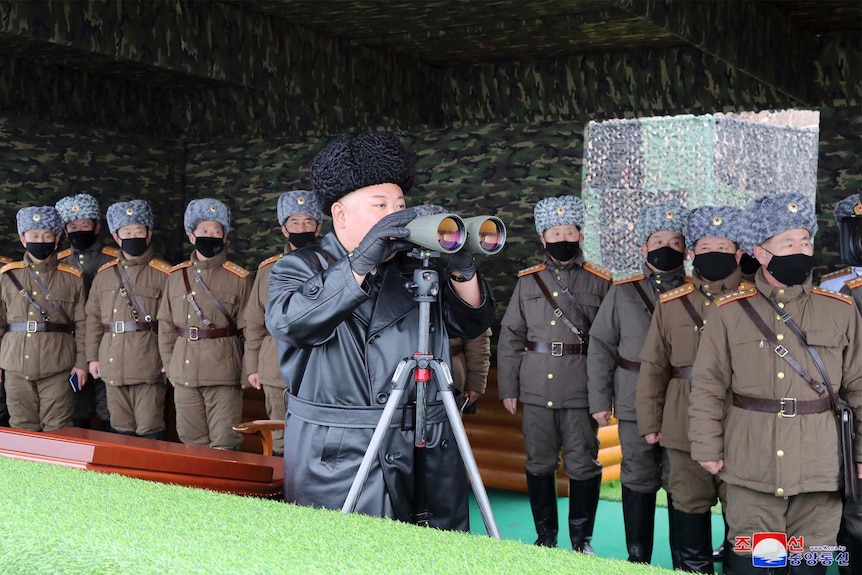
[600,480,722,514]
[0,457,677,575]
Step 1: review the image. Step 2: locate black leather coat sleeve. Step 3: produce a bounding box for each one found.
[440,275,494,340]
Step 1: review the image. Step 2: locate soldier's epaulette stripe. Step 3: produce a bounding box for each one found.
[737,280,755,291]
[170,261,192,273]
[518,263,547,277]
[659,282,695,303]
[0,261,25,274]
[812,286,853,305]
[846,276,862,290]
[97,260,119,273]
[222,261,250,279]
[684,276,693,283]
[716,286,758,307]
[56,248,72,260]
[0,256,11,265]
[148,259,173,275]
[613,273,645,286]
[258,253,283,269]
[57,263,83,278]
[820,267,852,281]
[583,262,613,281]
[102,246,120,257]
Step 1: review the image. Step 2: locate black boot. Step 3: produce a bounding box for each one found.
[667,493,683,570]
[724,549,777,575]
[622,485,656,563]
[787,563,826,575]
[838,512,861,575]
[139,430,167,441]
[569,475,601,554]
[672,508,713,573]
[526,472,558,547]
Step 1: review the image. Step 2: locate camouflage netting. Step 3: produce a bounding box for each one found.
[582,112,820,275]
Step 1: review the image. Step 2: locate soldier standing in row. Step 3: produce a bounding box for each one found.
[158,199,251,450]
[498,195,612,553]
[244,189,323,456]
[637,205,747,573]
[56,193,118,431]
[86,200,172,440]
[449,328,492,413]
[690,193,862,575]
[0,254,11,427]
[588,202,689,565]
[0,206,87,431]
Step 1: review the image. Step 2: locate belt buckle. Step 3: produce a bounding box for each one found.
[551,341,564,357]
[188,326,199,341]
[26,320,37,333]
[774,345,789,358]
[778,397,797,418]
[114,321,126,334]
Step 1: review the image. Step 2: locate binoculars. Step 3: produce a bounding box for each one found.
[405,213,507,255]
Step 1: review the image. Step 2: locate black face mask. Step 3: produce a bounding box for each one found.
[288,232,317,250]
[546,241,580,263]
[766,252,815,286]
[67,229,97,251]
[26,242,56,261]
[739,252,761,275]
[647,246,685,272]
[693,252,738,282]
[194,236,224,258]
[121,237,149,258]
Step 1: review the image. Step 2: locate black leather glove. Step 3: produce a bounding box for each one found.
[442,247,477,281]
[348,208,417,276]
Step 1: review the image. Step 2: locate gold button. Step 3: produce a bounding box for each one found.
[28,311,33,316]
[776,488,784,496]
[26,333,31,338]
[113,309,118,313]
[777,334,784,341]
[34,271,39,275]
[547,401,554,407]
[704,284,710,290]
[24,355,29,359]
[187,315,191,320]
[550,320,556,326]
[778,289,785,295]
[778,302,785,309]
[704,301,711,306]
[547,373,554,379]
[184,382,189,386]
[24,376,29,380]
[112,334,116,338]
[552,291,559,297]
[777,450,784,457]
[776,315,782,321]
[656,279,662,285]
[109,358,114,363]
[777,372,785,379]
[185,360,190,364]
[32,291,37,296]
[191,291,196,296]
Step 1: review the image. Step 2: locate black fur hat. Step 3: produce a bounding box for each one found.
[311,131,415,215]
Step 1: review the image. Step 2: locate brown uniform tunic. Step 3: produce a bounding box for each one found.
[449,328,492,396]
[0,255,10,427]
[498,256,611,479]
[85,246,171,435]
[637,267,746,513]
[157,250,251,449]
[843,276,862,309]
[689,270,862,546]
[0,254,86,430]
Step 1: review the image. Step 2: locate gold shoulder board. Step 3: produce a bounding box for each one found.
[0,256,11,265]
[258,254,283,269]
[846,276,862,290]
[148,259,173,275]
[659,282,695,304]
[56,248,72,260]
[820,267,852,281]
[812,286,853,305]
[716,286,758,307]
[613,273,645,286]
[222,261,250,279]
[97,260,119,273]
[583,262,613,281]
[57,263,83,278]
[102,246,120,257]
[518,263,547,277]
[0,261,25,274]
[170,261,192,273]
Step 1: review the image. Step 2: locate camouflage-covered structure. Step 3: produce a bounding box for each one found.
[0,0,858,329]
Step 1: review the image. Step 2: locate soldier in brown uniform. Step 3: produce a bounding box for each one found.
[0,254,11,427]
[449,327,492,413]
[158,198,251,450]
[637,205,747,573]
[588,202,689,565]
[690,192,862,575]
[244,189,323,456]
[55,193,118,431]
[0,206,87,431]
[86,200,172,440]
[498,195,612,553]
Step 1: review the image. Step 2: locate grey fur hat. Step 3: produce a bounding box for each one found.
[107,200,154,234]
[55,193,100,223]
[534,196,585,236]
[685,206,741,251]
[834,193,862,221]
[17,206,64,236]
[184,198,231,234]
[636,202,690,245]
[277,190,323,225]
[738,192,818,255]
[311,131,414,215]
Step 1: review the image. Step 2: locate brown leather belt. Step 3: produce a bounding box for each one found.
[104,321,156,334]
[526,341,587,356]
[672,366,693,379]
[618,357,641,372]
[8,321,73,334]
[733,392,832,418]
[177,326,237,341]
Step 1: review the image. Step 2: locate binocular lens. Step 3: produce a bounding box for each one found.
[436,217,466,251]
[476,219,504,252]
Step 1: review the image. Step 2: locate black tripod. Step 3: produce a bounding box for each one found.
[341,252,501,538]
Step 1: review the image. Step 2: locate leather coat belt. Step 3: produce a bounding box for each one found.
[672,366,693,379]
[104,321,155,334]
[732,392,832,418]
[525,341,587,356]
[177,326,237,341]
[618,357,641,372]
[8,321,73,334]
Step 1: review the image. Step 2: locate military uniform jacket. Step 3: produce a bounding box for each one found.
[637,267,745,451]
[689,271,862,497]
[244,250,288,389]
[0,254,86,377]
[588,265,687,421]
[85,246,171,386]
[449,328,493,395]
[157,250,251,388]
[841,276,862,310]
[498,255,612,409]
[58,244,119,293]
